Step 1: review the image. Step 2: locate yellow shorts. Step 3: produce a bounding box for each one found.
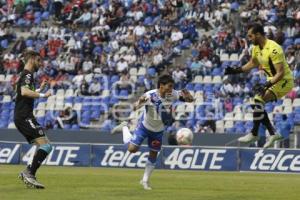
[254,78,294,103]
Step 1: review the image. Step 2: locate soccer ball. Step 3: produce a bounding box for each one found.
[176,128,193,145]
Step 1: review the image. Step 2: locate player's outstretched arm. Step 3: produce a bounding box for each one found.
[224,58,258,75]
[270,63,284,85]
[21,87,51,98]
[133,95,149,111]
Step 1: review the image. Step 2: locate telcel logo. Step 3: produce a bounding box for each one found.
[250,150,300,171]
[0,144,20,163]
[101,146,148,167]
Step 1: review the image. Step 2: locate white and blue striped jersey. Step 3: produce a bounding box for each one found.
[140,89,180,132]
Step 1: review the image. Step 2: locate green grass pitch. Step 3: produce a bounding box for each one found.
[1,165,300,200]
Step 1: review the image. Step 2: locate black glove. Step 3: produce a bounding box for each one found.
[253,81,273,96]
[224,67,243,75]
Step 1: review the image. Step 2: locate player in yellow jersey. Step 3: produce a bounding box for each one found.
[225,23,294,148]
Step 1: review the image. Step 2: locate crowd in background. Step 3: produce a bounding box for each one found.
[0,0,299,141]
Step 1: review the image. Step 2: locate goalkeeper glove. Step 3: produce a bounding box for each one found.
[253,81,273,96]
[224,66,243,75]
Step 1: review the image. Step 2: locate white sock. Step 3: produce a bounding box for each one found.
[122,126,132,144]
[142,160,155,183]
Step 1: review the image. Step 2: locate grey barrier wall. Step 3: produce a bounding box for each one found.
[0,128,241,146]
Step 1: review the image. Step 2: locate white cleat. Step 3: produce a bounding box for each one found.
[111,121,128,134]
[263,133,283,149]
[140,180,152,190]
[238,133,259,143]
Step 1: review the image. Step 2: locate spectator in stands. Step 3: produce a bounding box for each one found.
[79,79,90,96]
[53,0,63,21]
[88,78,101,96]
[133,21,146,37]
[190,57,203,76]
[278,114,292,148]
[56,107,78,129]
[12,36,26,55]
[45,120,54,130]
[74,7,92,26]
[201,56,213,75]
[224,97,233,112]
[143,75,155,91]
[82,56,93,73]
[0,0,299,133]
[171,27,183,44]
[115,72,133,94]
[166,121,182,145]
[116,57,128,74]
[287,52,295,68]
[233,83,242,97]
[203,109,216,133]
[220,78,234,97]
[256,125,266,148]
[172,67,186,89]
[180,64,193,84]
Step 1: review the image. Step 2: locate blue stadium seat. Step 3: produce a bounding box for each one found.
[93,46,102,55]
[110,75,119,83]
[82,105,91,111]
[204,84,213,93]
[194,83,203,91]
[26,39,34,47]
[294,107,300,113]
[75,96,83,103]
[34,17,42,25]
[119,90,129,98]
[71,124,80,130]
[294,38,300,45]
[63,124,71,129]
[147,68,156,77]
[41,11,50,20]
[191,49,199,58]
[235,125,245,134]
[185,83,194,90]
[181,39,192,49]
[225,127,235,134]
[37,117,45,126]
[109,97,119,105]
[221,61,231,68]
[1,39,8,49]
[91,110,101,119]
[143,16,153,26]
[34,11,41,18]
[283,38,294,47]
[294,113,300,123]
[102,96,110,104]
[17,18,26,26]
[212,68,222,76]
[65,97,74,103]
[265,103,274,113]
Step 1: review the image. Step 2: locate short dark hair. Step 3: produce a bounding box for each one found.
[157,74,174,88]
[22,50,40,63]
[248,23,265,35]
[282,114,287,121]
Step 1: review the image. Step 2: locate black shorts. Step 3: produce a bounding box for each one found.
[14,117,46,143]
